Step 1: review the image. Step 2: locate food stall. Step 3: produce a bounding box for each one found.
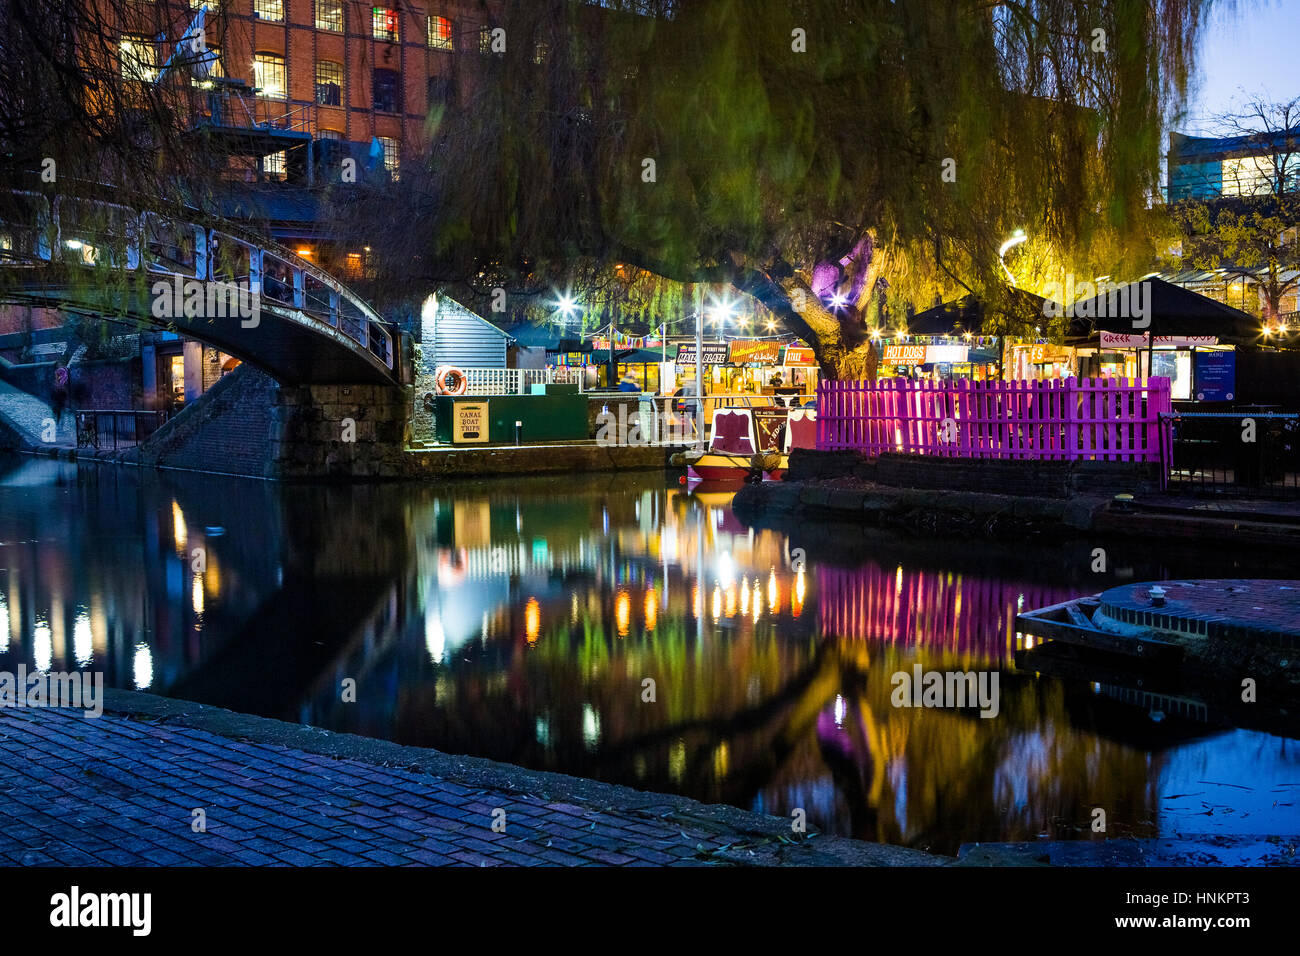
[1064,277,1256,404]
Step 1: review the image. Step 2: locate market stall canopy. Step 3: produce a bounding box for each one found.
[907,289,1055,335]
[1063,277,1258,345]
[589,347,663,364]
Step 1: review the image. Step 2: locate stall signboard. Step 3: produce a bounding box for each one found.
[453,401,490,444]
[883,344,970,365]
[675,343,729,365]
[1099,331,1219,348]
[1194,350,1236,401]
[782,346,817,366]
[728,340,781,365]
[883,344,927,365]
[924,345,970,364]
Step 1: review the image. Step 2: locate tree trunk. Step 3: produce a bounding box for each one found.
[735,270,879,382]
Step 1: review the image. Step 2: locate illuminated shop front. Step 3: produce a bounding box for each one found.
[1064,277,1256,404]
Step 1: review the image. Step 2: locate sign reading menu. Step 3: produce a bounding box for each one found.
[1194,350,1236,401]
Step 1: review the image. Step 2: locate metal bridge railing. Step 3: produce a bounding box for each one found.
[1160,411,1300,497]
[0,189,394,375]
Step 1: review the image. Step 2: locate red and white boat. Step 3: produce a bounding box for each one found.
[684,405,817,483]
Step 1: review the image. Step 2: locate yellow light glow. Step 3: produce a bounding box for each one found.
[712,585,722,620]
[191,574,204,616]
[792,570,806,618]
[525,597,541,645]
[172,501,187,552]
[767,568,779,613]
[615,590,630,637]
[644,589,657,631]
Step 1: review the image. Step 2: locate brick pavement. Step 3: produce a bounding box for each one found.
[0,703,938,867]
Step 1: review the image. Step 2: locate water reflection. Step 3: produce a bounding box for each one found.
[0,453,1296,854]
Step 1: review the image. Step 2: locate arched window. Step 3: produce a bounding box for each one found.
[253,53,286,100]
[315,60,343,106]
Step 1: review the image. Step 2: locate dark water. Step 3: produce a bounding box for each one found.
[1,453,1296,855]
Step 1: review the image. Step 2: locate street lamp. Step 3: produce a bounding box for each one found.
[998,229,1027,287]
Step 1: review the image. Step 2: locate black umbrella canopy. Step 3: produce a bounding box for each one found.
[1063,277,1259,343]
[907,289,1055,335]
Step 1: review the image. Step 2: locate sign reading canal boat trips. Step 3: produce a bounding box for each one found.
[452,401,490,444]
[1099,331,1219,348]
[674,343,729,365]
[727,340,781,365]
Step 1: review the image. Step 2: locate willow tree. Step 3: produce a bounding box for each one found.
[353,0,1211,379]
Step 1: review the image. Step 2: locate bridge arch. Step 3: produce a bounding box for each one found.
[0,189,404,386]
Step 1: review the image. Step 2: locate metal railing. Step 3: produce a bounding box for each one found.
[75,409,168,451]
[1160,411,1300,497]
[454,366,585,395]
[0,189,395,375]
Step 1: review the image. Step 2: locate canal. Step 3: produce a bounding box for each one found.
[1,453,1296,856]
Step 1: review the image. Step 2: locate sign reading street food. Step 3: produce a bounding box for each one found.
[675,343,729,365]
[727,340,781,365]
[782,346,817,366]
[452,401,490,444]
[1099,331,1219,348]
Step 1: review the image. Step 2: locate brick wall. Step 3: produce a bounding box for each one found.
[789,449,1161,496]
[133,364,279,478]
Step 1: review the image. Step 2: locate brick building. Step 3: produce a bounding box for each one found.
[112,0,504,183]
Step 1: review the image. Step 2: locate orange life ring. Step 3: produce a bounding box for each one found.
[436,366,468,395]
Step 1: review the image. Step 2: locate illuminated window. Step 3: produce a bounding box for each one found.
[372,68,401,112]
[253,53,286,99]
[1221,156,1278,198]
[263,151,287,181]
[428,15,453,50]
[120,35,157,82]
[315,0,343,32]
[479,25,501,54]
[318,129,343,141]
[254,0,284,22]
[377,135,399,179]
[315,60,343,106]
[372,7,399,42]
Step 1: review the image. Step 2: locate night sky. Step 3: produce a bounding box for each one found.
[1189,0,1300,131]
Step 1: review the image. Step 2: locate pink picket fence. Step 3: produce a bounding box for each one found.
[816,377,1173,462]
